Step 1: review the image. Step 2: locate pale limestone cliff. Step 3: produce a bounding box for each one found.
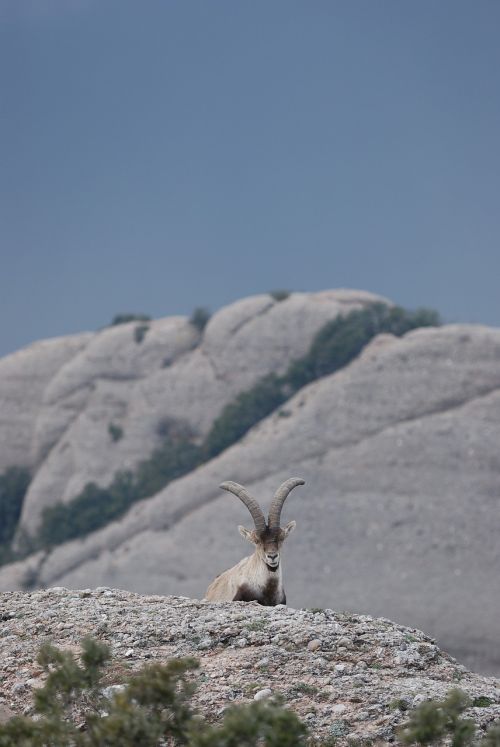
[0,289,384,535]
[1,293,499,677]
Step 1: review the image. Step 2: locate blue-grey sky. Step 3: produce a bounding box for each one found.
[1,0,499,357]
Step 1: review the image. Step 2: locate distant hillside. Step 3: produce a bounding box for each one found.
[0,289,499,676]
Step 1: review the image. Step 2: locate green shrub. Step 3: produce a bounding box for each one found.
[204,302,440,457]
[38,434,203,548]
[0,466,31,546]
[286,303,440,391]
[1,643,498,747]
[270,289,291,302]
[399,689,476,746]
[203,373,287,459]
[134,439,203,500]
[473,697,493,708]
[134,323,150,344]
[190,699,307,747]
[110,313,151,326]
[108,423,124,442]
[156,417,196,442]
[0,466,31,564]
[27,301,440,554]
[0,638,308,747]
[190,307,211,333]
[39,471,137,547]
[482,725,500,746]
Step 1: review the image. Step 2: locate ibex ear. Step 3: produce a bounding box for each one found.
[283,520,296,537]
[238,526,255,543]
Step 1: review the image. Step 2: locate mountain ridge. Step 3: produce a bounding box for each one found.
[0,291,498,676]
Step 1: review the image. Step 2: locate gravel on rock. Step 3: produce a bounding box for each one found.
[1,589,499,745]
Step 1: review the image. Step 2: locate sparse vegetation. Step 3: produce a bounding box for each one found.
[110,313,151,326]
[245,618,267,632]
[189,307,211,333]
[203,373,287,459]
[286,303,440,391]
[0,638,498,746]
[38,436,203,548]
[134,323,150,343]
[288,682,319,697]
[108,423,124,443]
[399,688,477,745]
[156,416,196,442]
[0,466,31,565]
[0,638,307,746]
[473,697,494,708]
[3,301,441,561]
[270,289,291,302]
[204,303,440,459]
[390,698,410,712]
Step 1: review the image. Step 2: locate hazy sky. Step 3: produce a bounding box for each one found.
[1,1,499,357]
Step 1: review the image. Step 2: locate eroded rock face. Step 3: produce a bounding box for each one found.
[0,289,385,534]
[0,590,499,744]
[1,294,499,677]
[2,323,499,675]
[0,333,91,473]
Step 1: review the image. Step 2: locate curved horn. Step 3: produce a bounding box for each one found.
[220,481,266,535]
[268,477,305,528]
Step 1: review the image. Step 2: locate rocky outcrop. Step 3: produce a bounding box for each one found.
[3,322,499,676]
[0,333,91,473]
[1,292,499,677]
[0,289,385,535]
[0,590,499,743]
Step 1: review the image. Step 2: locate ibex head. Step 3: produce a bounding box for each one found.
[219,478,305,571]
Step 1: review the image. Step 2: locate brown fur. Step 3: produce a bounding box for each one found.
[205,477,304,605]
[233,578,286,606]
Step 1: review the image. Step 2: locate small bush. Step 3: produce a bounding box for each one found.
[399,689,476,745]
[473,697,493,708]
[1,645,498,747]
[270,289,291,302]
[134,439,203,500]
[0,466,31,546]
[111,313,151,326]
[134,323,150,344]
[0,638,308,747]
[203,373,287,459]
[482,725,500,746]
[26,300,441,555]
[39,471,137,547]
[0,466,31,565]
[190,307,211,333]
[38,431,203,548]
[156,416,196,442]
[204,302,440,459]
[108,423,124,443]
[286,303,441,391]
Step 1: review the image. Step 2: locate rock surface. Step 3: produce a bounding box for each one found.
[1,291,499,677]
[0,333,91,473]
[0,590,499,744]
[0,289,385,534]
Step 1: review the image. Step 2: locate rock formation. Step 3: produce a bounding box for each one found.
[0,290,384,535]
[0,290,499,676]
[0,589,499,744]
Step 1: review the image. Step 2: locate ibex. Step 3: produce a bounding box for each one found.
[205,477,304,605]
